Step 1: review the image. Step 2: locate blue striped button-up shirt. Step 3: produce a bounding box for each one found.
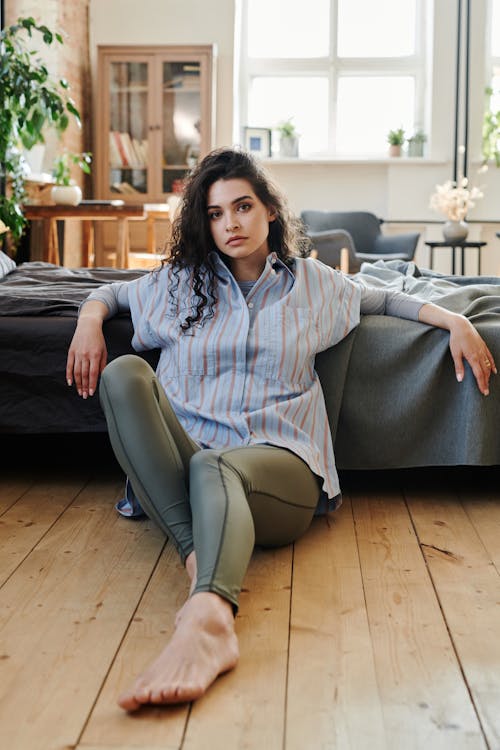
[86,252,422,509]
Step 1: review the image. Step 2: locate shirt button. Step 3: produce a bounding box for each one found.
[248,302,254,309]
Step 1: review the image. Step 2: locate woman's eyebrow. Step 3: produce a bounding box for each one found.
[207,195,253,210]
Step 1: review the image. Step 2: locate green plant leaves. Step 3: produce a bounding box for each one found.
[0,17,84,241]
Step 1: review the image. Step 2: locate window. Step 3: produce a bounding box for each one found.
[238,0,428,158]
[489,0,500,109]
[484,0,500,165]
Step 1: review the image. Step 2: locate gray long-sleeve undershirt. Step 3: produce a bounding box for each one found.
[82,278,425,322]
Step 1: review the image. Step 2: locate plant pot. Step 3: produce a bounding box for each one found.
[407,140,425,157]
[279,135,299,158]
[51,185,82,206]
[442,220,468,242]
[388,144,402,157]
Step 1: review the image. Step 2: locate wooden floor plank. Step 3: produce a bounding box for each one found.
[353,488,485,749]
[0,475,35,515]
[78,745,175,750]
[0,476,165,750]
[85,543,293,750]
[0,475,88,585]
[81,540,190,749]
[460,487,500,572]
[286,503,388,750]
[183,546,293,750]
[405,485,500,750]
[3,456,499,750]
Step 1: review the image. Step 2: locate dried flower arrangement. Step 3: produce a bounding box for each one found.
[429,176,484,221]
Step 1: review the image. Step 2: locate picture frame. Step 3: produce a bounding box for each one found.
[243,127,272,158]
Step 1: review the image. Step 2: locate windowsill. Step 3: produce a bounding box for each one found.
[262,157,446,166]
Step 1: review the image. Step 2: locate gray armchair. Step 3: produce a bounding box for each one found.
[301,210,420,273]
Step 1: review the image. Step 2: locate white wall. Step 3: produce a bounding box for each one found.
[90,0,500,276]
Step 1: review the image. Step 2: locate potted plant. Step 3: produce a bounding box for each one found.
[429,175,484,241]
[277,118,299,158]
[0,17,83,244]
[387,127,405,157]
[407,129,427,157]
[51,151,92,205]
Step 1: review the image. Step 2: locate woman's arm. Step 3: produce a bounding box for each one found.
[66,282,130,399]
[418,302,497,396]
[358,286,496,396]
[66,300,110,399]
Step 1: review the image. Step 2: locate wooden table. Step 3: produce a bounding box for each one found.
[144,203,171,253]
[424,239,487,275]
[23,202,146,267]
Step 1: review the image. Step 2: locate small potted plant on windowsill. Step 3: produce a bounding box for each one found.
[51,151,92,205]
[407,129,427,157]
[277,118,300,158]
[387,127,405,157]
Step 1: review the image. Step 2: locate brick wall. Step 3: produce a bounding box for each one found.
[7,0,91,265]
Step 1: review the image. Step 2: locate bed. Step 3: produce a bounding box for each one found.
[0,260,158,435]
[1,255,499,470]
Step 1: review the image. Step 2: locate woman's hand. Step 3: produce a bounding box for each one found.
[66,302,109,398]
[448,315,497,396]
[418,303,497,396]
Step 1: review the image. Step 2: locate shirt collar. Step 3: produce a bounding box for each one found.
[208,250,296,281]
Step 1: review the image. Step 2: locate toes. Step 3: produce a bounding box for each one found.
[117,691,143,712]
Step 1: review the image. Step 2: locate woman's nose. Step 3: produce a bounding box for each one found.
[226,215,240,231]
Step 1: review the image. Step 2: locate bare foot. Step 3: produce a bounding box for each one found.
[118,592,238,710]
[185,551,197,595]
[175,551,198,627]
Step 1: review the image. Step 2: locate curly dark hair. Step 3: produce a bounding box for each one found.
[163,147,310,331]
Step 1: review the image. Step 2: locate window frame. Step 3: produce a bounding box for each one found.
[237,0,429,158]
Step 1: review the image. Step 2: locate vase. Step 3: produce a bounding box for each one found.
[51,185,82,206]
[279,135,299,158]
[388,144,402,157]
[442,220,468,243]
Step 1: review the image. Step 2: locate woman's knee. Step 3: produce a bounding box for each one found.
[100,354,155,405]
[218,447,319,547]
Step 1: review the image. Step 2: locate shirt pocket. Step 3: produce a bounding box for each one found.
[254,306,319,384]
[163,304,217,376]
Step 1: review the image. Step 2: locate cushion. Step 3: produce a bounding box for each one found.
[0,250,16,279]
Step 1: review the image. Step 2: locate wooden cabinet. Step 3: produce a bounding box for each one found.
[95,45,216,262]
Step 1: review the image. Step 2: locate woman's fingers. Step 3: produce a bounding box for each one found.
[460,347,495,396]
[67,350,105,398]
[485,344,497,375]
[66,350,75,387]
[66,321,108,398]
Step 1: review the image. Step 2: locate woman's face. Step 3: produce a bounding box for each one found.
[206,178,276,279]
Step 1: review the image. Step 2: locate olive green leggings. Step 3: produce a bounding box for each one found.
[99,355,321,611]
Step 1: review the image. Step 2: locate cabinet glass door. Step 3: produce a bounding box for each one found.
[162,61,202,193]
[109,61,150,196]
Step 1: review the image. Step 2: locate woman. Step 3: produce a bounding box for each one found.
[66,148,496,711]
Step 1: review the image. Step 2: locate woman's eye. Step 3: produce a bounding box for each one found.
[208,211,221,220]
[237,202,251,212]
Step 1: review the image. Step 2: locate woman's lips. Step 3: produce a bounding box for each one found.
[226,236,247,246]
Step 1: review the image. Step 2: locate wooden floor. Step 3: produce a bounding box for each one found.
[1,434,499,750]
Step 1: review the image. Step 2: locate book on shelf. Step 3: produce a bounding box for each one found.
[109,131,149,169]
[163,74,200,91]
[111,181,141,195]
[109,132,122,168]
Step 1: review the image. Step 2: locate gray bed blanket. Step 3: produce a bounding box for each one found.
[1,258,499,467]
[0,262,148,316]
[316,260,500,469]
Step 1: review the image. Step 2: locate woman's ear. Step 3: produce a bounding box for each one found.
[268,206,277,222]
